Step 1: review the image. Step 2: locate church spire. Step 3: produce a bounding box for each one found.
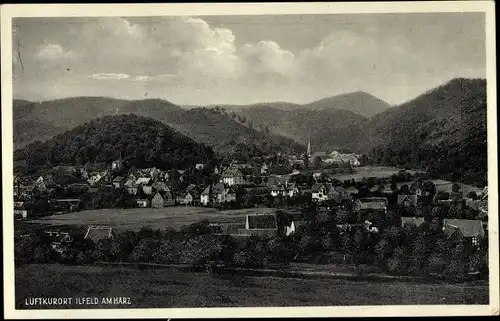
[307,134,311,157]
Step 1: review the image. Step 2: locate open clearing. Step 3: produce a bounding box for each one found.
[331,166,418,181]
[26,206,280,232]
[15,264,488,308]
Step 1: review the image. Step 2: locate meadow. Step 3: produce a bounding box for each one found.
[332,166,483,193]
[25,206,279,232]
[15,264,489,309]
[331,166,418,181]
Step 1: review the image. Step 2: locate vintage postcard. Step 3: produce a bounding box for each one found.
[2,1,498,319]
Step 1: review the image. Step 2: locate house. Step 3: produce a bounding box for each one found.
[14,202,28,219]
[142,184,154,195]
[212,183,225,203]
[240,214,279,237]
[214,184,236,204]
[270,185,286,197]
[152,182,170,193]
[409,180,424,196]
[111,156,124,171]
[312,172,322,181]
[136,177,152,186]
[481,186,488,201]
[270,182,299,198]
[328,186,351,203]
[112,176,125,189]
[401,217,425,228]
[52,199,82,213]
[136,199,149,208]
[183,192,194,205]
[353,197,388,212]
[84,226,115,243]
[311,183,332,202]
[87,173,102,187]
[397,194,418,208]
[443,219,485,246]
[124,178,138,195]
[150,192,164,208]
[222,167,246,186]
[195,163,205,170]
[261,163,269,175]
[34,181,48,194]
[163,191,175,206]
[285,183,300,198]
[200,186,211,206]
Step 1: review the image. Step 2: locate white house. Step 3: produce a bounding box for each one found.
[222,167,246,186]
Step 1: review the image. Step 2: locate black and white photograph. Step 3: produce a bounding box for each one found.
[2,2,498,318]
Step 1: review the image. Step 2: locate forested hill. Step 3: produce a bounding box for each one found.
[364,78,487,186]
[13,114,215,170]
[167,107,304,157]
[233,106,367,152]
[13,97,303,156]
[210,91,392,118]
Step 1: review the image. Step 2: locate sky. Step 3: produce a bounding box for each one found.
[12,13,486,106]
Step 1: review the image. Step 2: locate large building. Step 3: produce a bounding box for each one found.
[221,167,246,186]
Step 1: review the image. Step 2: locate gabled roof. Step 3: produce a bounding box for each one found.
[136,177,152,185]
[212,183,225,194]
[357,197,388,204]
[401,217,425,228]
[443,219,485,238]
[410,179,423,191]
[247,214,277,229]
[201,186,211,195]
[222,167,244,177]
[397,194,418,206]
[124,179,136,187]
[84,226,114,242]
[311,183,325,193]
[113,176,125,182]
[334,186,347,193]
[152,182,169,191]
[151,191,164,200]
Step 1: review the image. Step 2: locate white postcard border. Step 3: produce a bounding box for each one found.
[1,1,498,318]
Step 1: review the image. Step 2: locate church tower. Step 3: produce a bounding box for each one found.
[307,135,311,158]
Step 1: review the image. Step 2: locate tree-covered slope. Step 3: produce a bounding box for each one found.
[234,106,367,152]
[14,114,215,170]
[364,78,487,186]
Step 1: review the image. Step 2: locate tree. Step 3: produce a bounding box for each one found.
[466,191,478,200]
[387,246,409,275]
[129,238,160,262]
[179,235,223,265]
[452,182,461,193]
[313,156,323,169]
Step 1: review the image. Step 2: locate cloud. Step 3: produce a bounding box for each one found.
[133,74,177,81]
[240,41,297,78]
[34,44,75,61]
[14,15,486,105]
[89,73,130,80]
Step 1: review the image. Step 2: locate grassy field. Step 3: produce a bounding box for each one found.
[331,166,418,181]
[15,264,489,308]
[331,166,483,193]
[431,179,483,194]
[25,206,280,232]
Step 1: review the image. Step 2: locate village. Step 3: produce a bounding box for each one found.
[13,138,489,256]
